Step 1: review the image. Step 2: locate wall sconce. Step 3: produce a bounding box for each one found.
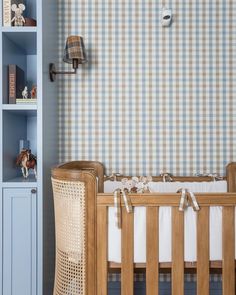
[49,35,87,82]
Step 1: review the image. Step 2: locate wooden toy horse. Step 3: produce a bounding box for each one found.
[16,149,37,178]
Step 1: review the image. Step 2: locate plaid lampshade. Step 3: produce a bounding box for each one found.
[63,35,87,64]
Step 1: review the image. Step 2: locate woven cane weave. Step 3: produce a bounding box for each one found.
[52,178,86,295]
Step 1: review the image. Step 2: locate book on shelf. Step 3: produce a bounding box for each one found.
[16,98,37,104]
[8,64,25,104]
[3,0,11,26]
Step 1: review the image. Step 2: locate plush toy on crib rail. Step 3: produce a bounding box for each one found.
[16,149,37,179]
[121,176,152,193]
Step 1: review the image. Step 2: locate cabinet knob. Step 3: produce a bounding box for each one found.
[31,189,37,194]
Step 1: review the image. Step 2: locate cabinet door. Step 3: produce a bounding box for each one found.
[3,188,37,295]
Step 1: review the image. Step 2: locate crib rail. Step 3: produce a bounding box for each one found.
[97,193,236,295]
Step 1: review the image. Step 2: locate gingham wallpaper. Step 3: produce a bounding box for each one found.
[58,0,236,176]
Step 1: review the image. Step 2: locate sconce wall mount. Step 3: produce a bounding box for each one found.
[49,63,78,82]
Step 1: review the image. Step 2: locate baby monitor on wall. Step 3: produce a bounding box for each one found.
[162,8,172,27]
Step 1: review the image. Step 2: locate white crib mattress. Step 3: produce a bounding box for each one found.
[104,180,233,263]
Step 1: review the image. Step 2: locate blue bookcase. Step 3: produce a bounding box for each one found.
[0,0,58,294]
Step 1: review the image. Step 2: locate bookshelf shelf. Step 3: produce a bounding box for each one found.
[3,175,37,185]
[2,104,37,110]
[2,27,37,33]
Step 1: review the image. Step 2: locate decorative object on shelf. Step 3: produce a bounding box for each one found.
[24,17,37,26]
[11,3,26,26]
[30,85,37,98]
[22,86,28,99]
[49,35,87,82]
[8,64,25,104]
[121,176,152,193]
[15,85,37,104]
[16,149,37,179]
[3,0,11,26]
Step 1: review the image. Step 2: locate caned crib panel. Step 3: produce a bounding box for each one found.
[146,207,159,295]
[197,207,209,295]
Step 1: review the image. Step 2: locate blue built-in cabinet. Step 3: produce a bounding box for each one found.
[3,188,37,295]
[0,0,58,294]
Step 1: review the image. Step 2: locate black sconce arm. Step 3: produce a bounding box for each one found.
[49,63,78,82]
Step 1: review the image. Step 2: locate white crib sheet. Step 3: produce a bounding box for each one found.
[104,180,233,263]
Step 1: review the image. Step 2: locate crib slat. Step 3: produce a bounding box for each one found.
[172,207,184,295]
[222,206,235,295]
[97,206,108,295]
[121,207,134,295]
[146,207,159,295]
[197,207,209,295]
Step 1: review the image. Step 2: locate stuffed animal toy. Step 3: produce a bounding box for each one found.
[30,86,37,99]
[11,4,26,26]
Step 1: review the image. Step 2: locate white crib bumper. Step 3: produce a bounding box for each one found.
[105,180,230,263]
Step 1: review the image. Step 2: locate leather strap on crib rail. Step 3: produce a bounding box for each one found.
[114,189,132,228]
[160,172,173,182]
[177,188,200,212]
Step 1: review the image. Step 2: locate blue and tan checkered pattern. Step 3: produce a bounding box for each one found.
[58,0,236,176]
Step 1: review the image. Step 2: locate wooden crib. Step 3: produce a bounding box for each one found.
[52,162,236,295]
